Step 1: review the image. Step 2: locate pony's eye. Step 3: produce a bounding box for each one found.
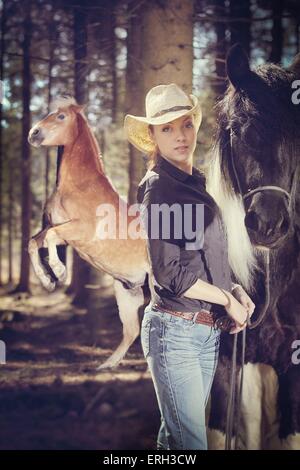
[57,114,65,120]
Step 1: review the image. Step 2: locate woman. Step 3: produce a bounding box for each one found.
[124,83,255,450]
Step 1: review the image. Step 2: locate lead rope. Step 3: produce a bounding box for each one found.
[225,332,238,450]
[225,249,270,451]
[233,323,247,450]
[225,129,274,450]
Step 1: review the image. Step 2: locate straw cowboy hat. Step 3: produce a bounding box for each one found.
[124,83,202,153]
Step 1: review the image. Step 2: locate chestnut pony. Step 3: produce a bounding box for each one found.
[28,98,152,369]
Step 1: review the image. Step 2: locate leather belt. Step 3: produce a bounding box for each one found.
[152,303,234,331]
[153,303,215,327]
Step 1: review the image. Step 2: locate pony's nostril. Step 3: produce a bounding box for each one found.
[32,128,40,136]
[245,210,259,232]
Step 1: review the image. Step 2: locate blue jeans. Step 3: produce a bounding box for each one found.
[141,304,221,450]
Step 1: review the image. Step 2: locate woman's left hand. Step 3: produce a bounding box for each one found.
[232,285,255,319]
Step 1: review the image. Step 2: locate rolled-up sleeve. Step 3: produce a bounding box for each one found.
[140,177,199,298]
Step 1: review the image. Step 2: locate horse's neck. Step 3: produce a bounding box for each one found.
[58,118,105,187]
[82,121,105,173]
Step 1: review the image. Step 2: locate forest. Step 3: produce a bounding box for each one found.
[0,0,299,452]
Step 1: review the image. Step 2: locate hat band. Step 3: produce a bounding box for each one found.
[151,105,192,119]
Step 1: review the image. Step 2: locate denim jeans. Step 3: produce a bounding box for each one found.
[141,303,221,450]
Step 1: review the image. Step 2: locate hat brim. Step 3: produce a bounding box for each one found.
[124,95,202,154]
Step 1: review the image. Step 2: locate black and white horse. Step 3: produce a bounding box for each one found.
[206,45,300,449]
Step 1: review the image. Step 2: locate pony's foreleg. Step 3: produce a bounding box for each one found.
[43,227,68,283]
[28,228,57,292]
[98,279,145,370]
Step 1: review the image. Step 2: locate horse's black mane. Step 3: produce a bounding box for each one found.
[216,63,300,142]
[213,62,300,190]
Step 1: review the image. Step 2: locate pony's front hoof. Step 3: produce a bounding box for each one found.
[57,270,67,285]
[57,267,67,283]
[97,360,119,370]
[42,276,56,292]
[50,263,67,283]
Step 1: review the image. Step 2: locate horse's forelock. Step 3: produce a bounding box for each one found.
[220,63,298,136]
[50,96,78,112]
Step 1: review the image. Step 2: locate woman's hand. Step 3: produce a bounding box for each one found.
[221,291,248,335]
[232,285,256,318]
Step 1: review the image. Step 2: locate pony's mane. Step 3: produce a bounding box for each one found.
[76,112,104,173]
[51,96,77,111]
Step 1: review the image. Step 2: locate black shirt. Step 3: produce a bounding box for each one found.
[137,154,233,314]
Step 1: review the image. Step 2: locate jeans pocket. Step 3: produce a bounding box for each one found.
[141,318,152,358]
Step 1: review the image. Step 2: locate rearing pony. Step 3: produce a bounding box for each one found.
[28,98,151,369]
[206,45,300,449]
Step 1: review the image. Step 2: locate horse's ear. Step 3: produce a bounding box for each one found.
[70,104,86,114]
[288,53,300,78]
[226,44,251,89]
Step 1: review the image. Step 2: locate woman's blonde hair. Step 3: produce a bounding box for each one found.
[146,124,158,169]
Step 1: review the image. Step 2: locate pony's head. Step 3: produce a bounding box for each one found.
[28,97,85,147]
[206,45,300,289]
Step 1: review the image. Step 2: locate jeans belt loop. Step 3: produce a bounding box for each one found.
[192,311,200,324]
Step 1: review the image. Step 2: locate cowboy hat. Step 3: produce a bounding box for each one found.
[124,83,202,153]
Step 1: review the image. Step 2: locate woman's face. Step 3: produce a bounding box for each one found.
[149,114,197,164]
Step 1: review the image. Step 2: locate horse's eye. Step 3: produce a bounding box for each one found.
[242,125,262,149]
[57,114,65,120]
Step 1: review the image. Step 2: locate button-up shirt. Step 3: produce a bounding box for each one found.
[137,154,232,314]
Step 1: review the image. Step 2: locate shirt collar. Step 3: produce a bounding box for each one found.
[156,154,206,185]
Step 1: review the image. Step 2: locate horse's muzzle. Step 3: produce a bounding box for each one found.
[28,127,44,147]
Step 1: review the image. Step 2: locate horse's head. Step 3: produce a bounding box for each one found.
[28,97,85,147]
[216,44,300,250]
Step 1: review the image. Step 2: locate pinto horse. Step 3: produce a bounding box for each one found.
[206,45,300,449]
[28,98,152,369]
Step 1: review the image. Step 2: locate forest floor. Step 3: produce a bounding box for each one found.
[0,283,159,450]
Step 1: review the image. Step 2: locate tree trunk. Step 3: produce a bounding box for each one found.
[126,0,145,204]
[14,0,32,294]
[212,0,227,97]
[143,0,195,93]
[67,1,91,307]
[45,21,54,204]
[8,159,13,284]
[270,0,284,63]
[126,0,195,204]
[229,0,251,58]
[108,2,117,123]
[0,0,6,285]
